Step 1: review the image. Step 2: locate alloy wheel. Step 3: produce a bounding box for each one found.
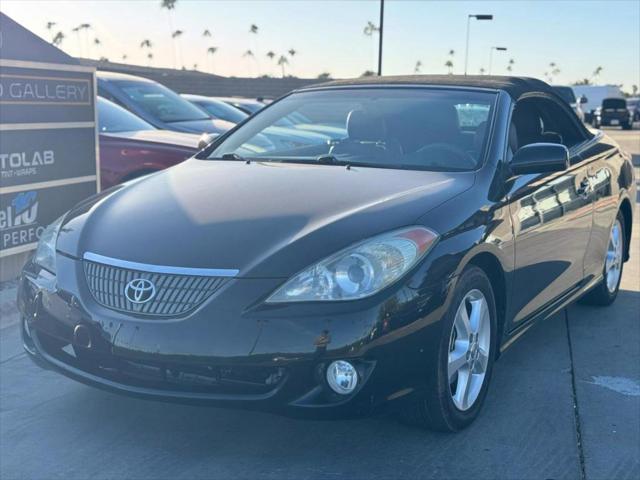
[605,219,623,293]
[448,289,491,411]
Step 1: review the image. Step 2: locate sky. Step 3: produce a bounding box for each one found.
[1,0,639,91]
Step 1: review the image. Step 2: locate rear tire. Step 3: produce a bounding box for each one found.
[581,212,625,306]
[399,266,497,431]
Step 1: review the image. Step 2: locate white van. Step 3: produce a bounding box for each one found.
[572,85,623,124]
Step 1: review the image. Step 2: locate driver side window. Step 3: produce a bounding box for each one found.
[509,97,587,159]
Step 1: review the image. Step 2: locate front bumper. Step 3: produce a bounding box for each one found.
[18,254,451,419]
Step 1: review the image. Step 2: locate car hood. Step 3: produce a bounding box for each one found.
[58,159,474,278]
[102,129,201,149]
[167,118,234,134]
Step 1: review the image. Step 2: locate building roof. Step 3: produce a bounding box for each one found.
[302,75,556,100]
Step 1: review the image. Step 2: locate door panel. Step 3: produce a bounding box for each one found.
[507,161,593,326]
[582,143,622,278]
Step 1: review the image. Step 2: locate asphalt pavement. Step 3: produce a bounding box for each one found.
[1,128,638,480]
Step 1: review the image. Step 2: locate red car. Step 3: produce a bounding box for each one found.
[98,97,200,189]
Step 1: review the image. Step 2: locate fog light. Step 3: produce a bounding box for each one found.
[326,360,358,395]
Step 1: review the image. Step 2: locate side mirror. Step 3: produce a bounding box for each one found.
[580,96,588,104]
[197,133,218,150]
[510,143,570,175]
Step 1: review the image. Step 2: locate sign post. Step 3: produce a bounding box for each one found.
[0,13,99,280]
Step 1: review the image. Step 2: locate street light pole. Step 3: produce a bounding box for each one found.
[377,0,384,76]
[489,46,507,75]
[464,14,493,76]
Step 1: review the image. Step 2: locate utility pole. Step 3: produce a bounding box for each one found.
[377,0,384,76]
[464,14,493,75]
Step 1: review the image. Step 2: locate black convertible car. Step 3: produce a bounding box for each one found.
[19,76,635,432]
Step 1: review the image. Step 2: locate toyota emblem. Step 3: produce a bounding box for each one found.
[124,278,156,304]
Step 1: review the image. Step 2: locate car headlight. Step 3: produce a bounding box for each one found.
[33,216,65,274]
[266,226,438,303]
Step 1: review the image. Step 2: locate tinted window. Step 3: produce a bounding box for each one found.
[97,96,154,132]
[553,86,577,104]
[208,88,497,172]
[602,98,626,109]
[197,100,248,123]
[117,81,209,123]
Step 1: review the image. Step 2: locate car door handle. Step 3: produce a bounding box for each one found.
[577,178,593,199]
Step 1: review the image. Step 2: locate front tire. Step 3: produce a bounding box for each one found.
[582,212,625,306]
[401,266,497,431]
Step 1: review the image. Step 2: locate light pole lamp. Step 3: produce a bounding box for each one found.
[489,46,507,75]
[464,14,493,76]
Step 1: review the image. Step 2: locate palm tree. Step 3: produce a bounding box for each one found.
[363,20,379,36]
[202,29,211,37]
[161,0,178,67]
[287,48,297,76]
[52,31,65,47]
[277,54,289,77]
[243,49,255,76]
[72,25,83,56]
[445,60,454,74]
[479,67,486,75]
[507,58,515,73]
[93,37,101,59]
[122,54,128,62]
[363,21,380,74]
[548,62,560,83]
[45,21,56,42]
[147,52,154,66]
[172,30,184,68]
[592,66,603,83]
[140,39,153,49]
[207,46,218,73]
[446,49,455,74]
[266,51,276,61]
[80,23,91,56]
[317,72,331,80]
[361,70,376,77]
[414,60,422,74]
[248,24,260,74]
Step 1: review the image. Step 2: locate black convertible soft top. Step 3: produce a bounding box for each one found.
[303,75,556,101]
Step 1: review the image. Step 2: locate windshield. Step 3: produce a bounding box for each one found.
[117,81,210,123]
[97,96,154,132]
[602,98,626,109]
[553,86,577,104]
[196,100,248,123]
[207,88,497,172]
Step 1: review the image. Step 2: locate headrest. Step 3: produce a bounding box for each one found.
[347,109,387,141]
[540,131,563,144]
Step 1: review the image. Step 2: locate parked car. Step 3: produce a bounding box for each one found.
[593,97,634,129]
[626,97,640,123]
[97,71,235,135]
[552,85,584,122]
[183,93,333,150]
[213,96,265,115]
[181,94,249,124]
[572,85,624,123]
[97,97,199,189]
[19,76,635,432]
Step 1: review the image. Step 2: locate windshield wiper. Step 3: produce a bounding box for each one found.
[316,154,347,165]
[209,153,250,163]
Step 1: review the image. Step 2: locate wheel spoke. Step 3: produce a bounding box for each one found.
[453,367,471,409]
[469,299,484,333]
[448,343,468,383]
[606,251,616,271]
[475,347,489,374]
[455,304,471,338]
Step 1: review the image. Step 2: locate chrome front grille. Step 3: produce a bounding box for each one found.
[84,259,228,317]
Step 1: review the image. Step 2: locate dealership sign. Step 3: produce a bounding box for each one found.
[0,13,99,258]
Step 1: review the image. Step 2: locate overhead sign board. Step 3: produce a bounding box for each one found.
[0,13,99,259]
